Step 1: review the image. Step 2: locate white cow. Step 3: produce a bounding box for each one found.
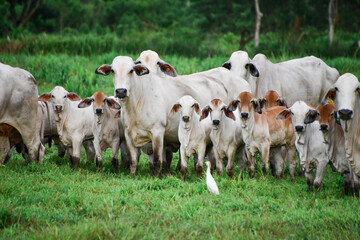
[324,73,360,196]
[200,98,247,178]
[317,104,354,195]
[223,51,339,106]
[170,95,212,180]
[95,56,233,178]
[78,91,130,173]
[0,62,44,163]
[39,86,94,167]
[276,101,328,191]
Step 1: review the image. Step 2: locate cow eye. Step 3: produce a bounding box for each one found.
[129,69,134,74]
[63,95,67,98]
[356,87,360,92]
[51,95,54,98]
[111,69,114,73]
[334,87,339,91]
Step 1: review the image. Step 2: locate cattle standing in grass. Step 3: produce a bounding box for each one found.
[229,92,297,179]
[324,73,360,196]
[200,98,247,178]
[317,104,354,194]
[78,91,130,173]
[223,51,339,106]
[95,56,234,178]
[0,63,44,164]
[170,95,213,180]
[39,86,94,167]
[276,101,328,191]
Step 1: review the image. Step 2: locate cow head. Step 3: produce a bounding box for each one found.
[170,95,200,127]
[78,91,121,116]
[259,90,287,109]
[324,73,360,122]
[95,56,150,100]
[136,50,177,77]
[228,91,261,127]
[38,86,81,113]
[276,101,319,133]
[222,51,259,80]
[200,99,235,130]
[317,104,338,143]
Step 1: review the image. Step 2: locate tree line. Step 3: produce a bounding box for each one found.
[1,0,359,58]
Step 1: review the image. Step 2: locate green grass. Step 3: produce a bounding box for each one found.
[1,52,360,239]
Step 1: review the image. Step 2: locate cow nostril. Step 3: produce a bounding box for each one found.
[241,113,249,119]
[320,124,328,131]
[295,126,304,132]
[115,88,127,98]
[96,109,103,114]
[213,120,220,125]
[182,116,190,122]
[55,105,62,111]
[338,109,353,120]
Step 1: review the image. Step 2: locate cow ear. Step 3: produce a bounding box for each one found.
[114,111,121,118]
[278,98,287,107]
[323,87,337,104]
[222,61,231,70]
[133,64,149,76]
[228,99,240,111]
[259,98,266,109]
[276,109,291,120]
[95,64,112,76]
[304,109,319,124]
[251,99,262,114]
[224,108,236,121]
[193,103,200,115]
[38,93,52,101]
[67,93,82,101]
[78,97,94,108]
[245,63,259,77]
[200,106,211,121]
[106,98,121,109]
[157,61,177,77]
[170,103,180,114]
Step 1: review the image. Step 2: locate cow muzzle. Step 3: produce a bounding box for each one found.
[338,109,353,120]
[182,116,190,122]
[295,126,304,132]
[115,88,128,98]
[55,105,63,112]
[96,108,103,115]
[320,124,328,131]
[241,112,249,119]
[212,120,220,125]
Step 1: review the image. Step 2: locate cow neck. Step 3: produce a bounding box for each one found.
[54,100,72,137]
[326,117,338,163]
[179,113,201,150]
[211,114,230,147]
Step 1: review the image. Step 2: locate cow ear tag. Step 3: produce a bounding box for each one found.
[328,97,334,105]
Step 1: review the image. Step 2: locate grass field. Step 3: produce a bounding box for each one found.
[1,52,360,239]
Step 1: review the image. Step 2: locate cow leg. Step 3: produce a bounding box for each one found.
[162,147,172,176]
[287,145,297,181]
[71,138,82,168]
[342,173,352,195]
[245,147,256,178]
[152,134,164,179]
[125,132,140,177]
[305,170,314,192]
[93,138,102,169]
[0,136,11,164]
[120,141,131,169]
[206,146,217,171]
[83,140,95,164]
[213,148,223,176]
[353,174,360,198]
[37,143,45,165]
[260,143,270,176]
[226,146,236,179]
[237,145,248,179]
[180,147,188,181]
[313,160,328,190]
[196,145,206,179]
[111,140,120,173]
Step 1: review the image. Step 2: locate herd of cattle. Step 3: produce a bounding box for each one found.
[1,50,360,196]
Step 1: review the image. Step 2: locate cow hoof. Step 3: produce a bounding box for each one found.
[71,157,80,168]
